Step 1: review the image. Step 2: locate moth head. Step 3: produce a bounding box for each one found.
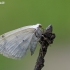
[35,24,43,38]
[35,23,42,28]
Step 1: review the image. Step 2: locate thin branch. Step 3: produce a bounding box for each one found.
[34,25,56,70]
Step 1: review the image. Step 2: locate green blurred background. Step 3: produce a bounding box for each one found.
[0,0,70,70]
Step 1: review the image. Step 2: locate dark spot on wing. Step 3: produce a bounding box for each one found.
[2,35,4,38]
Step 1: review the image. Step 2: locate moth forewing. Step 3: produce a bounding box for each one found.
[0,24,42,59]
[0,29,35,59]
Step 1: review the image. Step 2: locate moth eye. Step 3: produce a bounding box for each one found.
[39,25,42,28]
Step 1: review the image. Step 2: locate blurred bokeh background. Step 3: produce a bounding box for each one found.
[0,0,70,70]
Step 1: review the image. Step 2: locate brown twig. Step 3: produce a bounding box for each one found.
[34,25,56,70]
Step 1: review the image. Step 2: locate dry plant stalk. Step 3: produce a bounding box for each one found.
[34,25,56,70]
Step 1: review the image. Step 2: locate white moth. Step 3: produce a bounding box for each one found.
[0,24,43,59]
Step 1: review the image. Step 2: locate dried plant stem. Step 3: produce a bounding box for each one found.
[34,25,55,70]
[34,39,49,70]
